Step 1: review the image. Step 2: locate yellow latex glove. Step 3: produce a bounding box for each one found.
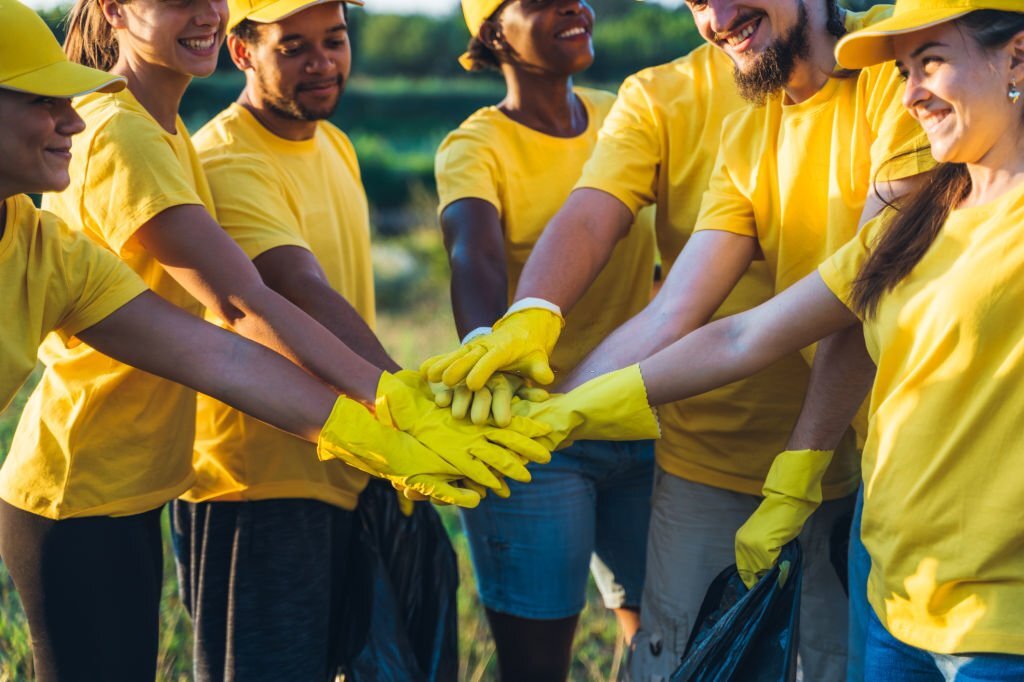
[735,449,835,588]
[508,364,661,451]
[422,307,564,391]
[377,370,553,486]
[316,396,483,508]
[431,372,551,427]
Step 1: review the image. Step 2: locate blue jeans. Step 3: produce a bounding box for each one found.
[848,486,870,681]
[865,600,1024,681]
[461,439,654,619]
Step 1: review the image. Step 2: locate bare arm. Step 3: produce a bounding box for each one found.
[640,272,858,406]
[77,292,337,442]
[136,205,381,402]
[560,230,758,390]
[440,199,508,339]
[514,188,634,312]
[254,245,400,373]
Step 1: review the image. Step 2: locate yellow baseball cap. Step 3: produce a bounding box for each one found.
[228,0,365,33]
[0,0,125,97]
[458,0,505,70]
[836,0,1023,69]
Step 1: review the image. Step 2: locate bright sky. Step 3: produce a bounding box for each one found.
[26,0,679,13]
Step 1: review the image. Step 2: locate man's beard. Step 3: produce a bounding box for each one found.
[259,73,344,122]
[732,0,811,106]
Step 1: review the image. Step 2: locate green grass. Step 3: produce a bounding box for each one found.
[0,210,624,681]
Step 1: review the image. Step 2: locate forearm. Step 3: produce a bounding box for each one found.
[227,285,382,402]
[79,292,338,442]
[785,325,874,450]
[514,189,633,312]
[448,249,507,340]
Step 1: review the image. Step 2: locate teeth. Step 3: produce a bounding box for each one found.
[558,27,587,38]
[726,20,758,46]
[180,37,215,50]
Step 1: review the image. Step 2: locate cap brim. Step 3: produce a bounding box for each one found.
[836,8,972,69]
[0,60,125,98]
[237,0,364,30]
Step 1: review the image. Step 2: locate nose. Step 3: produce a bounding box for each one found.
[706,0,741,37]
[557,0,584,15]
[902,70,930,112]
[55,100,86,137]
[305,44,336,75]
[193,0,226,29]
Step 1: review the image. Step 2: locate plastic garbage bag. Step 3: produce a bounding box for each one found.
[671,541,803,682]
[342,480,460,682]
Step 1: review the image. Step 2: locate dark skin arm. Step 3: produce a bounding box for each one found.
[77,291,337,442]
[136,204,382,402]
[440,198,509,339]
[253,245,400,373]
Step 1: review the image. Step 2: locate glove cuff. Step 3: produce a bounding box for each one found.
[461,326,492,344]
[506,297,562,318]
[762,449,834,505]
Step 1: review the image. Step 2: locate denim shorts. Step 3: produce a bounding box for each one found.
[460,439,655,620]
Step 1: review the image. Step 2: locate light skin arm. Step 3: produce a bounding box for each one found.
[513,188,634,312]
[559,230,758,390]
[440,198,508,339]
[253,245,400,373]
[77,291,337,442]
[640,272,858,406]
[136,205,382,402]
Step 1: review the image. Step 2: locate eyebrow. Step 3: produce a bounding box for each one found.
[279,23,347,42]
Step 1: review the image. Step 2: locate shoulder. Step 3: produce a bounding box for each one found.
[437,107,507,160]
[193,105,247,158]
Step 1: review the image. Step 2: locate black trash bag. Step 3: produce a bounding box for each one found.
[671,541,803,682]
[342,480,460,682]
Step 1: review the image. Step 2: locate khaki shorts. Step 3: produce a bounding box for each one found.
[625,467,854,682]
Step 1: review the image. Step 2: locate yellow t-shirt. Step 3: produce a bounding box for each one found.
[0,195,146,415]
[435,87,657,375]
[184,104,373,510]
[2,89,214,519]
[573,46,833,496]
[819,182,1024,655]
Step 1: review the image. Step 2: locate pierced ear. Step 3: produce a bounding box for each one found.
[1009,29,1024,76]
[226,34,254,70]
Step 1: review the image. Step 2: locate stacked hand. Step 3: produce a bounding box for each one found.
[422,306,564,391]
[430,372,550,427]
[317,370,553,508]
[734,449,835,588]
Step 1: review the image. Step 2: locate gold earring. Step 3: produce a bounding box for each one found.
[1010,80,1021,105]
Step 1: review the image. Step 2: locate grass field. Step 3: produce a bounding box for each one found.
[0,199,626,681]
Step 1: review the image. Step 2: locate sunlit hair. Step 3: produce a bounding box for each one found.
[851,9,1024,318]
[64,0,127,70]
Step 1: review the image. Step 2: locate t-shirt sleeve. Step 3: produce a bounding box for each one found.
[434,127,502,217]
[574,75,661,216]
[83,113,207,257]
[866,63,934,183]
[818,215,886,315]
[53,217,148,342]
[693,117,757,238]
[201,153,311,260]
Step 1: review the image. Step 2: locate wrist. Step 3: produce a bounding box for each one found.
[506,297,562,318]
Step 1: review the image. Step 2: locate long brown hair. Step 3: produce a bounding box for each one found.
[851,10,1024,318]
[63,0,127,71]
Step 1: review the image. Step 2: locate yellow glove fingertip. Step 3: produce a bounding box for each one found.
[470,388,493,425]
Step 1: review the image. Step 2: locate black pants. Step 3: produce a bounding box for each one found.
[0,499,163,682]
[170,498,357,682]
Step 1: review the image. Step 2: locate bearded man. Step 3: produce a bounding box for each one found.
[420,2,931,680]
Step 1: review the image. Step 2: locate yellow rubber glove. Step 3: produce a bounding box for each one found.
[735,449,835,588]
[508,364,661,451]
[432,373,551,427]
[377,370,553,486]
[422,307,564,391]
[316,396,482,508]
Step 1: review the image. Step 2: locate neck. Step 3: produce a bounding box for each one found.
[783,9,843,104]
[238,84,319,141]
[111,54,192,133]
[498,65,585,137]
[964,132,1024,208]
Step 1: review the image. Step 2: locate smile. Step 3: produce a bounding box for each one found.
[179,35,217,52]
[919,108,951,134]
[556,26,589,39]
[718,16,762,49]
